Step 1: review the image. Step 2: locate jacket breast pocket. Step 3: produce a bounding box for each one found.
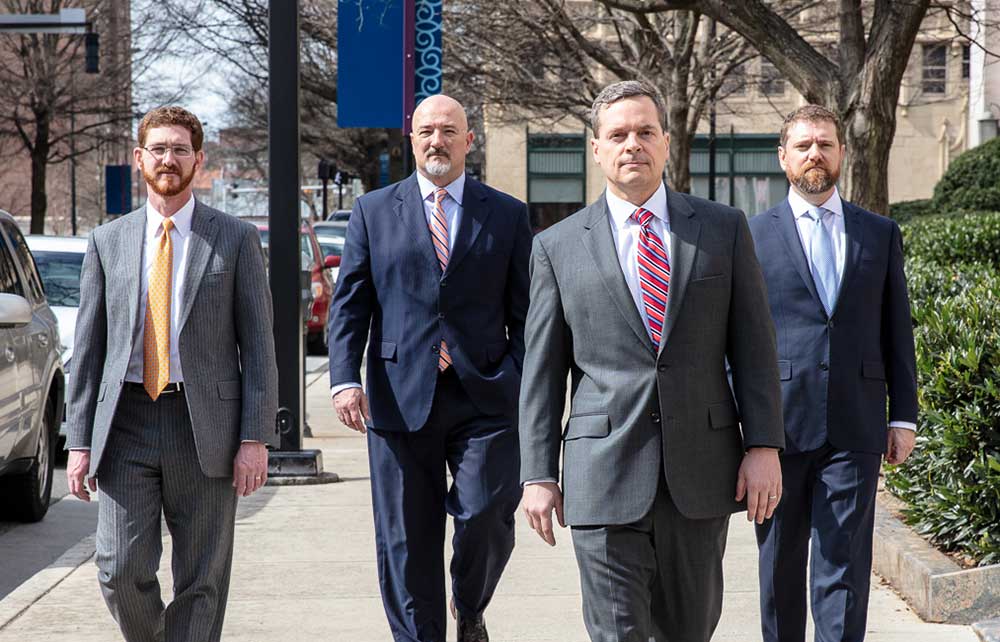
[380,341,397,361]
[203,270,231,286]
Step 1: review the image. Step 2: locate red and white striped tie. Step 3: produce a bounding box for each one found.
[632,207,671,350]
[430,188,453,370]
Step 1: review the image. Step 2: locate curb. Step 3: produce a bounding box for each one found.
[974,619,1000,642]
[872,495,1000,624]
[0,533,96,631]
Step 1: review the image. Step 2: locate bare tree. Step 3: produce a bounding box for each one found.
[598,0,994,215]
[446,1,775,193]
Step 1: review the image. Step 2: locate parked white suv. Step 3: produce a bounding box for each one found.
[0,213,64,522]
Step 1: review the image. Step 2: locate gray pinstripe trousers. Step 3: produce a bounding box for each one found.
[96,386,238,642]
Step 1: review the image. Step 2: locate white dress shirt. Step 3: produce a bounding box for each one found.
[330,172,467,398]
[786,187,915,432]
[605,182,671,333]
[124,197,195,384]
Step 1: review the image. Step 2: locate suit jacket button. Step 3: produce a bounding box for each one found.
[431,345,440,353]
[650,412,661,423]
[438,312,445,319]
[828,320,835,329]
[819,361,829,371]
[440,280,448,287]
[657,364,668,372]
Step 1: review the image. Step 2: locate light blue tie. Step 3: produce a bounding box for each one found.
[806,206,839,315]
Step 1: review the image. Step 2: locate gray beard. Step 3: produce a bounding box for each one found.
[424,158,452,177]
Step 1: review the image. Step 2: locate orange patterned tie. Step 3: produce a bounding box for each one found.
[429,188,452,371]
[143,217,174,399]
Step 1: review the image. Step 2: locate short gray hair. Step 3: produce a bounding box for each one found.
[590,80,668,136]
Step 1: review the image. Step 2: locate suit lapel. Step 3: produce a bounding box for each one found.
[771,199,822,306]
[581,198,654,355]
[178,201,219,331]
[124,208,148,349]
[394,173,440,273]
[445,176,490,276]
[659,189,700,354]
[832,202,865,317]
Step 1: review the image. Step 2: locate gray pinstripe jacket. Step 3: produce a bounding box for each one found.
[65,201,279,477]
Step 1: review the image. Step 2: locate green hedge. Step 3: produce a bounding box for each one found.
[889,199,935,224]
[901,211,1000,267]
[885,212,1000,566]
[933,136,1000,211]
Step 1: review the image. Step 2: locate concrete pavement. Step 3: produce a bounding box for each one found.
[0,363,978,641]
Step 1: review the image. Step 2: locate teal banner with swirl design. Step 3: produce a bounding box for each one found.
[414,0,442,103]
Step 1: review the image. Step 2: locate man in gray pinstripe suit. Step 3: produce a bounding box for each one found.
[64,106,278,642]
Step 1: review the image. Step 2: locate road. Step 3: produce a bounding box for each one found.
[0,355,330,601]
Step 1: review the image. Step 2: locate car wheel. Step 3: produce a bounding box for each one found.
[306,322,328,356]
[2,401,56,523]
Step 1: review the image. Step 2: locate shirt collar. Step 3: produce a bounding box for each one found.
[145,195,195,237]
[605,181,670,230]
[788,186,843,220]
[416,171,466,206]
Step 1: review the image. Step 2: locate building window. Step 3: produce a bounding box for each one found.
[527,133,585,231]
[962,44,971,79]
[760,59,785,96]
[690,134,788,217]
[922,43,947,94]
[721,62,747,97]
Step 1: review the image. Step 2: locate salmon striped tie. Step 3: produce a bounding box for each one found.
[632,207,670,350]
[143,217,174,399]
[430,188,452,371]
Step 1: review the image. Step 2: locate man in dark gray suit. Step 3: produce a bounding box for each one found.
[65,106,278,642]
[520,80,785,642]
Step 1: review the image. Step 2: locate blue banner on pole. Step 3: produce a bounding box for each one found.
[414,0,442,104]
[337,0,406,128]
[105,164,132,215]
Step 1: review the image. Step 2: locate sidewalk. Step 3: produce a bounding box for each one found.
[0,366,978,641]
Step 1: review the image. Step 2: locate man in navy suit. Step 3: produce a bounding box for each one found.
[326,94,531,642]
[749,105,919,642]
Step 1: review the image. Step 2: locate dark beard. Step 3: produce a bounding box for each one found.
[791,165,837,194]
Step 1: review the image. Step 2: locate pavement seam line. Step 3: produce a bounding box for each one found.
[0,533,97,631]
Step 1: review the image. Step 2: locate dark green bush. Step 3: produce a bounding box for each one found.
[933,136,1000,211]
[889,199,935,224]
[885,271,1000,565]
[902,210,1000,267]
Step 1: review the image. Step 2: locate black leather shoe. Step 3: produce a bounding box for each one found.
[456,612,489,642]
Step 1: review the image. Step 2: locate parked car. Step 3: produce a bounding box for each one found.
[324,209,352,222]
[0,213,65,522]
[248,218,335,355]
[311,221,347,283]
[26,235,87,442]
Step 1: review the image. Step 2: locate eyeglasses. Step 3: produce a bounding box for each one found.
[142,145,195,159]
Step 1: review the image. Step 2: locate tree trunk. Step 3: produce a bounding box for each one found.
[668,127,693,193]
[29,116,51,235]
[842,101,896,216]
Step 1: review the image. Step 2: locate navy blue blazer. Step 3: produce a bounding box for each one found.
[748,198,918,455]
[327,173,532,432]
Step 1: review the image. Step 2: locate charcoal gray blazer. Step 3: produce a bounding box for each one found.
[519,186,785,525]
[65,201,278,477]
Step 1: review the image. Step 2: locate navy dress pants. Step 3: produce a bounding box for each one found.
[367,368,522,642]
[756,443,882,642]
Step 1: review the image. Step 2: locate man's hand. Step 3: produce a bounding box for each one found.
[885,428,916,465]
[736,447,782,524]
[522,482,565,546]
[333,387,371,434]
[67,450,96,501]
[233,442,268,497]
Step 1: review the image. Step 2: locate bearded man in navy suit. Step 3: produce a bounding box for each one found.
[749,105,919,642]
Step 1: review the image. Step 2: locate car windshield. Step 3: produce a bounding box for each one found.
[315,234,345,258]
[257,230,315,264]
[32,250,84,307]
